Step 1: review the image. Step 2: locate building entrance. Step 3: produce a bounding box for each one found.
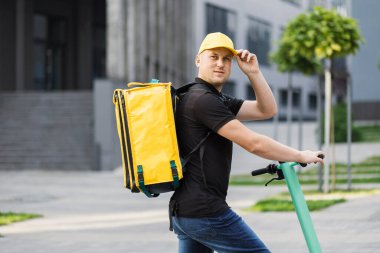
[33,13,67,90]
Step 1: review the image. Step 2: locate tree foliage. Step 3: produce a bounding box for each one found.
[271,6,364,74]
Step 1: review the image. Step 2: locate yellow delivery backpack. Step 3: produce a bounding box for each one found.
[113,81,182,198]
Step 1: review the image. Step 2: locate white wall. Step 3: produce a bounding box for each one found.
[351,0,380,102]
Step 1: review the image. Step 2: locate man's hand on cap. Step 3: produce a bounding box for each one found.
[235,49,260,75]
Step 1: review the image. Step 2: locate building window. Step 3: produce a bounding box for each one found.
[292,90,300,108]
[93,0,106,78]
[33,13,67,90]
[282,0,302,7]
[279,89,288,107]
[308,93,317,110]
[206,3,236,41]
[279,89,301,108]
[247,17,271,66]
[223,81,236,97]
[246,84,256,100]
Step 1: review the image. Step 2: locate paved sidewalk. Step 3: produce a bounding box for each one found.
[1,169,380,253]
[1,121,380,252]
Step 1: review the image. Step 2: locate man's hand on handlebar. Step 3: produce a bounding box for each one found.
[298,151,324,164]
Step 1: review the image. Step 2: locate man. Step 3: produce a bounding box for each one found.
[170,32,324,253]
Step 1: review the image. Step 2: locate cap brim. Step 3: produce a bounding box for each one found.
[225,47,238,56]
[199,46,238,56]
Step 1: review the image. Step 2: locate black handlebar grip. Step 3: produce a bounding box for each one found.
[251,168,269,176]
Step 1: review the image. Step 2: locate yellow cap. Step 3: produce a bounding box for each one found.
[198,32,237,55]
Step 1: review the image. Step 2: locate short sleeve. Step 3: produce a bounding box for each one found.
[193,93,237,132]
[222,94,244,115]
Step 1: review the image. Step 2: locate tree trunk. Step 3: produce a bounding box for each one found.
[324,59,332,193]
[317,74,323,192]
[298,87,303,151]
[347,74,352,191]
[331,107,336,191]
[287,73,293,146]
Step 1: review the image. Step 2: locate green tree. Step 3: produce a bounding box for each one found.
[272,6,362,74]
[271,6,364,192]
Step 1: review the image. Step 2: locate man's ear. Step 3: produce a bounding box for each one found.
[195,55,200,67]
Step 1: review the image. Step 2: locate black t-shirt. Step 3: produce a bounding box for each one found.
[171,78,244,217]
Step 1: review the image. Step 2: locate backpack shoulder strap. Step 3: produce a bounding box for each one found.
[175,82,212,171]
[180,132,210,168]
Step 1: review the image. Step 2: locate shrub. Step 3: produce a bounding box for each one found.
[321,103,361,143]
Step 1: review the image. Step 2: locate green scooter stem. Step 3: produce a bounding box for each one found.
[278,162,322,253]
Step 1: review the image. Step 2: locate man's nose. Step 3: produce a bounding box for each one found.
[216,59,224,67]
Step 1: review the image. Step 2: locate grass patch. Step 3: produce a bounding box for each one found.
[230,174,380,186]
[297,188,380,196]
[301,155,380,176]
[362,155,380,164]
[301,166,380,175]
[247,198,346,212]
[245,189,380,212]
[302,177,380,185]
[356,125,380,142]
[231,155,380,186]
[0,211,42,226]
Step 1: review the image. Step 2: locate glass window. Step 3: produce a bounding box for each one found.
[33,13,67,90]
[93,0,106,78]
[308,93,317,110]
[223,81,236,97]
[247,17,272,66]
[279,89,301,108]
[292,90,300,108]
[34,43,46,90]
[34,15,47,40]
[50,18,66,44]
[282,0,302,7]
[280,89,288,106]
[246,84,256,100]
[206,4,236,41]
[332,0,348,16]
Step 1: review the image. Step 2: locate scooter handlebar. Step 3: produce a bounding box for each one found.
[251,154,324,177]
[251,164,278,177]
[251,168,270,176]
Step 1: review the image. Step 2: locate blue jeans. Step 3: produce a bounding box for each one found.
[172,208,271,253]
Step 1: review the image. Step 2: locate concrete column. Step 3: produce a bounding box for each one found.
[158,0,166,81]
[94,79,119,170]
[179,0,188,84]
[173,0,180,83]
[134,0,147,81]
[185,0,195,83]
[106,0,126,81]
[148,0,157,80]
[126,0,136,81]
[165,0,174,83]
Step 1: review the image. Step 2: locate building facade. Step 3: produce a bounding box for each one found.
[1,0,378,171]
[0,0,106,170]
[0,0,106,91]
[350,0,380,120]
